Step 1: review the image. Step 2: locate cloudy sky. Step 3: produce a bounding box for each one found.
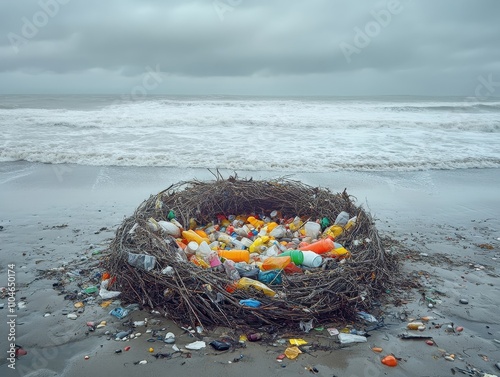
[1,0,499,96]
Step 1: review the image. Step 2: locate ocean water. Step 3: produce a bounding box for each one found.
[1,95,499,172]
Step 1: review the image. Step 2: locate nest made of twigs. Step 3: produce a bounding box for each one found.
[105,175,399,331]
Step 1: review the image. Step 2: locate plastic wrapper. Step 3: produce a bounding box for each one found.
[127,252,156,271]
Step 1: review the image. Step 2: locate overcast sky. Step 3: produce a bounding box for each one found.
[1,0,499,96]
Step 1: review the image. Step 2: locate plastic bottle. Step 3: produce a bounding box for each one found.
[324,242,350,258]
[304,221,321,239]
[217,232,234,246]
[323,224,344,239]
[158,221,181,237]
[269,225,286,238]
[182,230,209,245]
[218,249,250,263]
[266,222,279,233]
[196,241,212,261]
[249,236,270,253]
[288,216,303,232]
[298,238,334,254]
[223,259,240,281]
[261,256,291,271]
[334,211,349,226]
[247,216,264,229]
[279,250,304,265]
[236,277,276,297]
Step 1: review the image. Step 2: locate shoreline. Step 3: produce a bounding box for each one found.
[1,162,499,376]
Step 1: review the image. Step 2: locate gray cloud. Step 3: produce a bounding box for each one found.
[1,0,499,95]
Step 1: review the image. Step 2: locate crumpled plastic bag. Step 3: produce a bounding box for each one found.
[185,341,206,350]
[127,252,156,271]
[239,299,261,308]
[99,279,121,299]
[300,319,314,333]
[284,346,302,360]
[258,270,282,285]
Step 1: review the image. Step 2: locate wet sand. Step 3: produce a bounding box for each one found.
[0,162,499,376]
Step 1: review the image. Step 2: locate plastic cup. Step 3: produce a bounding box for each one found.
[301,250,322,267]
[279,250,304,265]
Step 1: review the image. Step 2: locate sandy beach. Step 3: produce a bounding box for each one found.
[1,162,499,377]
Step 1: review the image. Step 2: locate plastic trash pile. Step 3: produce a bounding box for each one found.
[130,210,357,294]
[106,177,398,330]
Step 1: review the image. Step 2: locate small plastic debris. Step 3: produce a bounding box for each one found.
[67,313,78,320]
[407,322,424,330]
[399,333,433,340]
[209,340,231,351]
[444,355,455,361]
[372,347,383,353]
[299,319,314,333]
[456,326,464,332]
[247,333,262,342]
[137,360,147,365]
[109,307,130,319]
[327,328,339,337]
[84,355,89,360]
[284,346,302,360]
[338,333,367,344]
[381,355,398,367]
[82,286,98,294]
[115,349,122,354]
[239,299,261,308]
[148,347,154,353]
[124,346,131,351]
[425,340,434,346]
[74,302,84,308]
[164,332,175,344]
[358,311,378,323]
[99,279,121,299]
[289,339,308,346]
[459,298,469,304]
[116,331,131,340]
[185,341,206,350]
[100,300,112,308]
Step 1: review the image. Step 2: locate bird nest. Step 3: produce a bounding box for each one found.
[105,175,399,331]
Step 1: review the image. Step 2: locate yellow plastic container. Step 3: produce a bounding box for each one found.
[182,230,209,245]
[266,222,279,233]
[323,242,350,258]
[218,249,250,263]
[236,277,276,297]
[249,236,270,253]
[194,229,209,239]
[323,225,344,239]
[247,216,264,229]
[261,256,291,271]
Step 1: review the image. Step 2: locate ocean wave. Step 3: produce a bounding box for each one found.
[2,150,500,172]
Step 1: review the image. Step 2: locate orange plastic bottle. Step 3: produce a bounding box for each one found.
[298,238,334,254]
[218,249,250,263]
[182,230,209,245]
[261,256,291,271]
